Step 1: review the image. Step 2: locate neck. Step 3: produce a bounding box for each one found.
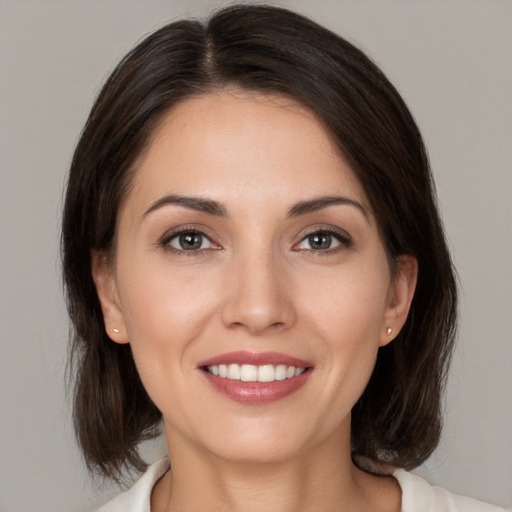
[151,424,400,512]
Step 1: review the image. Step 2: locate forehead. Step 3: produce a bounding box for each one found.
[126,91,368,213]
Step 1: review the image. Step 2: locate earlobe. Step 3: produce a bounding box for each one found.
[380,255,418,347]
[91,250,129,344]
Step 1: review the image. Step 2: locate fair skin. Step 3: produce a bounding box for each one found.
[93,91,417,512]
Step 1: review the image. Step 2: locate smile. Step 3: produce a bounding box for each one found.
[205,364,306,382]
[198,351,313,404]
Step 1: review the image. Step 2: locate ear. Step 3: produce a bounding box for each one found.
[91,250,129,344]
[380,255,418,347]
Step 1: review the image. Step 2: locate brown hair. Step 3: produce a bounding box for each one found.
[62,4,457,481]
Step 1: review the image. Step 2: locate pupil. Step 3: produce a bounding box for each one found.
[180,233,202,250]
[310,233,331,249]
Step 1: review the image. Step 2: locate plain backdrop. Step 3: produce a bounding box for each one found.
[1,0,511,510]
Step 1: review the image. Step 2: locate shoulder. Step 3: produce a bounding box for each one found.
[96,458,170,512]
[394,469,509,512]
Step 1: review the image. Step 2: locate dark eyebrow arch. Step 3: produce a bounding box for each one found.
[287,195,369,220]
[143,195,228,217]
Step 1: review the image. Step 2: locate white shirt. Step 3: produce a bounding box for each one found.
[98,458,508,512]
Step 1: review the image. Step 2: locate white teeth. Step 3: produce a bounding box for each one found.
[227,364,240,379]
[206,363,306,382]
[240,364,258,382]
[274,364,287,381]
[258,364,275,382]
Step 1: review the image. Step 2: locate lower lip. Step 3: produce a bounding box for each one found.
[201,370,311,404]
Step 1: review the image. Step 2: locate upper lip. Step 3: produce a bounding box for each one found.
[197,351,313,368]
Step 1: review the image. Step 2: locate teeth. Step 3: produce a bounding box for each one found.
[206,364,306,382]
[258,364,275,382]
[240,364,258,382]
[274,364,287,381]
[227,364,240,380]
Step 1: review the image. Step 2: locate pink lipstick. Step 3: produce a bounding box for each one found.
[197,351,313,404]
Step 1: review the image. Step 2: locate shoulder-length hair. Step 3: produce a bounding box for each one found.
[62,4,457,481]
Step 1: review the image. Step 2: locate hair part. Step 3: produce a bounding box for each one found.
[62,4,457,481]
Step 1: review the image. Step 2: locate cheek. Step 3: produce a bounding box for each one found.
[119,250,220,327]
[301,261,390,392]
[302,262,390,340]
[115,258,222,375]
[115,270,217,421]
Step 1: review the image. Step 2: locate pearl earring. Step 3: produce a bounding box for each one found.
[386,327,392,336]
[111,328,120,334]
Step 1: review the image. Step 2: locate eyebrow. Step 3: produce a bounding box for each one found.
[143,194,368,221]
[144,195,228,217]
[287,195,369,220]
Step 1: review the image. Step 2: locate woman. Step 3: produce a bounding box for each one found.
[62,4,506,511]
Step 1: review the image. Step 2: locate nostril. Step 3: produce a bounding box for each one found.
[227,319,288,334]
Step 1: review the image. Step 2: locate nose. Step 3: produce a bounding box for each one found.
[220,249,296,335]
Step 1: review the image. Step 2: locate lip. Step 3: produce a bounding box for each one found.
[197,351,312,368]
[197,351,313,404]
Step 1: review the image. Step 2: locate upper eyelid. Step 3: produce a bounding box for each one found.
[160,225,215,241]
[292,227,353,252]
[295,225,352,242]
[157,224,352,249]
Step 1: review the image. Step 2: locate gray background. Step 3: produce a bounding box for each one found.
[1,0,511,510]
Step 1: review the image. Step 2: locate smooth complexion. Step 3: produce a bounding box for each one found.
[93,91,417,512]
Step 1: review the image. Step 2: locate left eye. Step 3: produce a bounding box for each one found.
[296,231,344,251]
[167,231,214,251]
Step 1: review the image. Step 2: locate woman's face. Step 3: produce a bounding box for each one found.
[94,91,416,464]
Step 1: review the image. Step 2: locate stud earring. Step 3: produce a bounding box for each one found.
[386,327,392,336]
[111,328,120,334]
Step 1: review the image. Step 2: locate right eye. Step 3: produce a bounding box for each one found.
[165,231,215,251]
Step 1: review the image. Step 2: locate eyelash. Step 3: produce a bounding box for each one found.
[159,226,219,256]
[159,226,352,256]
[293,227,352,254]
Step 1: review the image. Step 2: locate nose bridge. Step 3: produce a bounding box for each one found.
[221,239,295,334]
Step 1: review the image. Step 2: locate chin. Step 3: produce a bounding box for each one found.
[212,437,303,465]
[197,414,332,466]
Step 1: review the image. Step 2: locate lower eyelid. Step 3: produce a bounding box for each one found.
[169,234,213,250]
[158,227,351,253]
[160,229,217,249]
[294,230,352,251]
